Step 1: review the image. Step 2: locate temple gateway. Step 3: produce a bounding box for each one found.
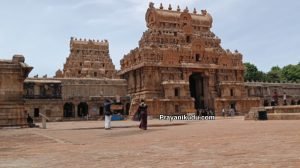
[0,2,299,127]
[119,3,260,116]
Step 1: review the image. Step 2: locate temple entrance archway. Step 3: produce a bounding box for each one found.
[189,73,206,109]
[230,102,236,111]
[99,105,104,116]
[64,102,74,117]
[78,102,88,117]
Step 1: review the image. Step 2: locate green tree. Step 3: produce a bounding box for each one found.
[244,62,266,82]
[267,66,282,82]
[244,62,300,83]
[257,70,268,82]
[281,63,300,82]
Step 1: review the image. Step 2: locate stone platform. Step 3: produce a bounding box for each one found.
[0,103,27,127]
[245,105,300,120]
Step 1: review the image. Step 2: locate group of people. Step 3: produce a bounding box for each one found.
[265,92,300,106]
[196,108,215,116]
[103,99,148,130]
[221,108,236,117]
[26,113,37,128]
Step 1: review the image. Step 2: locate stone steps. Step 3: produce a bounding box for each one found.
[267,113,300,120]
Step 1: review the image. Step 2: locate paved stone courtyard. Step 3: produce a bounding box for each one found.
[1,117,300,168]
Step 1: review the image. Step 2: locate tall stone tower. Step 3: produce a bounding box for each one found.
[56,37,116,78]
[0,55,33,127]
[119,2,259,116]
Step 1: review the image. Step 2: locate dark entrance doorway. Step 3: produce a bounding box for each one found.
[34,108,40,117]
[230,102,236,111]
[64,103,74,117]
[78,102,88,117]
[189,73,205,109]
[99,105,104,116]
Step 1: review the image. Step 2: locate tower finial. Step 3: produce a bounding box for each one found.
[184,6,189,12]
[149,2,154,8]
[177,5,181,12]
[201,10,207,15]
[160,3,163,9]
[193,8,197,14]
[168,4,172,10]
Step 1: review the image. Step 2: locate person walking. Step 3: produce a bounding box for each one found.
[103,99,112,130]
[283,92,287,105]
[26,114,35,128]
[137,99,148,130]
[230,108,235,117]
[222,108,225,118]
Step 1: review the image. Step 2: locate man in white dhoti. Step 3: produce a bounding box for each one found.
[230,108,235,117]
[222,108,225,118]
[104,99,112,130]
[283,92,287,105]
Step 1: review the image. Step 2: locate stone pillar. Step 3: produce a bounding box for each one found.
[42,117,46,129]
[74,104,78,118]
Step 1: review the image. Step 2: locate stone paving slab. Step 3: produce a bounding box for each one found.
[1,117,300,168]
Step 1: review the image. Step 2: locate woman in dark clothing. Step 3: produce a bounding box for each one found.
[137,99,148,130]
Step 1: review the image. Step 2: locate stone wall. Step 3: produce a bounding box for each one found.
[24,100,63,120]
[59,78,127,100]
[0,55,32,127]
[245,82,300,106]
[214,98,260,116]
[24,78,130,121]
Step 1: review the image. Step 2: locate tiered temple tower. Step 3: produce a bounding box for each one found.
[56,37,116,79]
[119,2,260,116]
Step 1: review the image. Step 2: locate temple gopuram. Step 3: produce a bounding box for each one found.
[22,37,130,122]
[119,3,260,116]
[1,2,300,127]
[56,37,116,79]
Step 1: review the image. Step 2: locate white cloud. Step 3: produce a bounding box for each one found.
[0,0,299,75]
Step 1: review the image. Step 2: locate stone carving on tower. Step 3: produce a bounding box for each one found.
[56,37,116,79]
[119,2,260,116]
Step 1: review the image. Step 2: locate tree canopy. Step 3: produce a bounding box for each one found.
[243,62,300,83]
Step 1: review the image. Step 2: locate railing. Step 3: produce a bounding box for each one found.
[23,95,62,99]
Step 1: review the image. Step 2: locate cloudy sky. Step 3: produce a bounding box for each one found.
[0,0,299,77]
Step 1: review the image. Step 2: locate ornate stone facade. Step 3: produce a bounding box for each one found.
[119,3,260,116]
[24,78,129,121]
[0,55,32,127]
[24,38,129,121]
[56,37,116,79]
[246,82,300,106]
